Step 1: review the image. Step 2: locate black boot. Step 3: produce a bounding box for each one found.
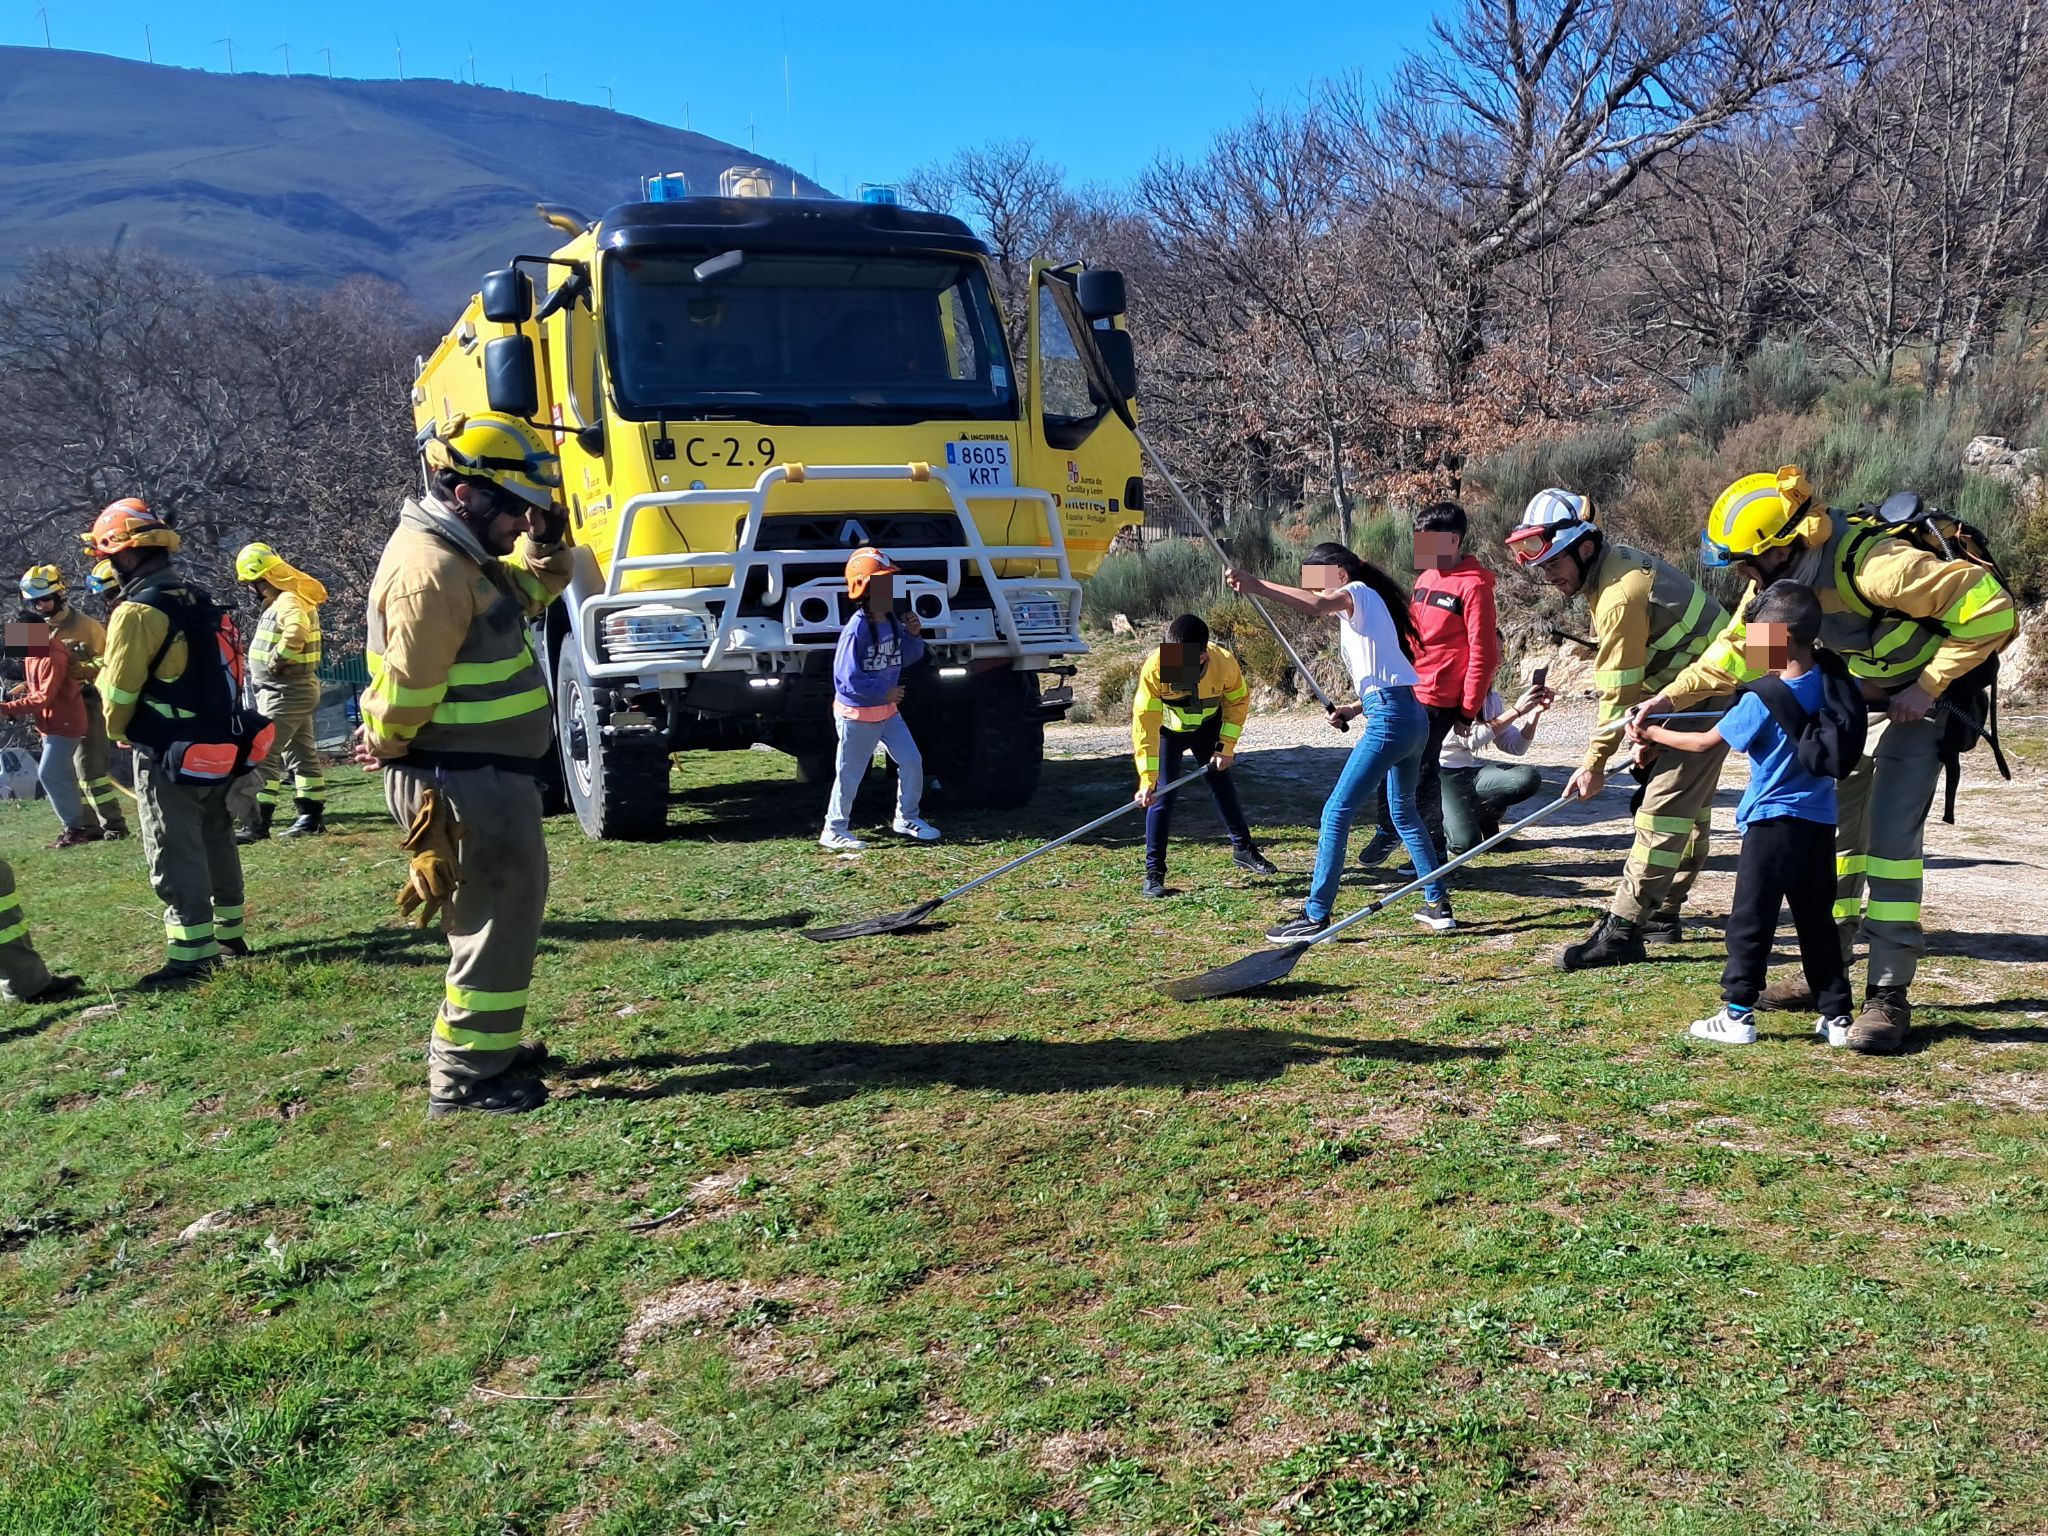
[236,803,275,845]
[1558,913,1647,971]
[1641,908,1686,944]
[280,798,325,838]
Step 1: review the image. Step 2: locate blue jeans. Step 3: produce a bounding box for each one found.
[1305,686,1444,921]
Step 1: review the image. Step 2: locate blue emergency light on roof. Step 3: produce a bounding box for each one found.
[858,183,901,206]
[641,171,690,203]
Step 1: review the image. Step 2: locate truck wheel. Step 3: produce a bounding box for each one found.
[555,646,671,840]
[917,671,1043,809]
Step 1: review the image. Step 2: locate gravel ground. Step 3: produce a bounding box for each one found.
[1048,699,2048,973]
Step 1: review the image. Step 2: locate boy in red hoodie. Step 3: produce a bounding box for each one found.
[1362,502,1499,862]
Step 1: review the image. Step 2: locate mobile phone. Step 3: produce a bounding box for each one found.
[1532,665,1549,689]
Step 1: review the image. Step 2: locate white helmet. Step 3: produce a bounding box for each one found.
[1505,488,1599,568]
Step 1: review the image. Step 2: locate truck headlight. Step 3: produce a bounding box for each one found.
[1010,589,1072,635]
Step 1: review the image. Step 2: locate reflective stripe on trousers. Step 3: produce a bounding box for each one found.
[78,696,125,834]
[256,679,325,807]
[1832,713,1942,991]
[384,763,549,1095]
[0,858,53,1000]
[1612,703,1730,925]
[133,750,243,964]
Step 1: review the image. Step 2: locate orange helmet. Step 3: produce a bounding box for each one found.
[84,497,180,557]
[844,546,900,600]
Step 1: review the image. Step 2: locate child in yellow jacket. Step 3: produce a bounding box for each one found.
[1131,613,1276,898]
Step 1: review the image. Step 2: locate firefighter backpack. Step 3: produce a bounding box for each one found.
[1845,491,2014,822]
[118,574,274,785]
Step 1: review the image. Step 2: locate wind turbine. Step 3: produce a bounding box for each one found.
[318,44,335,78]
[217,32,236,73]
[143,24,153,63]
[540,71,552,99]
[603,81,615,111]
[394,38,404,81]
[274,42,292,77]
[35,8,51,47]
[467,46,479,85]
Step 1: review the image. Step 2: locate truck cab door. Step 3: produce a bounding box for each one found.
[1020,262,1142,577]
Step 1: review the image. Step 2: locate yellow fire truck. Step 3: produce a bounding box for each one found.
[411,171,1144,838]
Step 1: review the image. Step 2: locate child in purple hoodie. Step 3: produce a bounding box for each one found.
[820,547,941,851]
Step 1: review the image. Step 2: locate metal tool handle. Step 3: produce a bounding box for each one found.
[1302,790,1583,950]
[1134,426,1343,718]
[937,762,1217,904]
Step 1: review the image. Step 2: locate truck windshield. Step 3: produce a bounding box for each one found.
[604,250,1017,423]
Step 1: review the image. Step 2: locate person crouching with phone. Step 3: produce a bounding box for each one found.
[1131,613,1278,898]
[820,547,941,852]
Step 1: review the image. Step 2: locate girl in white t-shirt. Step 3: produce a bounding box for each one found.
[1226,542,1453,941]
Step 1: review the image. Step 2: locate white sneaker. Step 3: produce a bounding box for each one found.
[818,828,867,852]
[1814,1015,1851,1048]
[1688,1007,1758,1045]
[891,816,941,842]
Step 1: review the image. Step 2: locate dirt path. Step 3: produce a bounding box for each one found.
[1048,700,2048,986]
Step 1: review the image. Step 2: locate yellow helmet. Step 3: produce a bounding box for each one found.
[235,542,283,583]
[86,559,120,597]
[19,564,65,602]
[422,412,562,511]
[1701,466,1815,569]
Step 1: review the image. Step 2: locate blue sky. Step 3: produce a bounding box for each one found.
[5,1,1441,191]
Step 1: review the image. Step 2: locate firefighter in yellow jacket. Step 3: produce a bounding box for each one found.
[91,499,253,988]
[234,543,327,841]
[1507,490,1729,968]
[1631,466,2017,1053]
[20,564,127,839]
[1130,613,1275,899]
[355,413,573,1118]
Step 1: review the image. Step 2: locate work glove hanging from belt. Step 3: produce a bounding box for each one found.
[396,787,466,928]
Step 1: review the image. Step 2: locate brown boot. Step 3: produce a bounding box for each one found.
[1757,976,1815,1013]
[1845,988,1911,1055]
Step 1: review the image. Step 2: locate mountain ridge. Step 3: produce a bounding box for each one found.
[0,46,828,314]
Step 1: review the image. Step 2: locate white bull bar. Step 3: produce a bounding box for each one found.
[575,461,1083,682]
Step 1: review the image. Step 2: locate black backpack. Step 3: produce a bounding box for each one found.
[118,573,273,784]
[1738,648,1868,780]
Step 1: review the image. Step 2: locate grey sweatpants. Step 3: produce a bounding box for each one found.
[384,763,549,1096]
[824,711,923,835]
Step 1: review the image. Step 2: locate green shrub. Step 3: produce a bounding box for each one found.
[1204,597,1289,690]
[1081,539,1219,627]
[1092,652,1142,716]
[1468,426,1637,521]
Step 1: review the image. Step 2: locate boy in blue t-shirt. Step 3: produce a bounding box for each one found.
[1633,581,1852,1045]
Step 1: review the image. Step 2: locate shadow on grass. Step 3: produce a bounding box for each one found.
[242,913,815,969]
[1908,1014,2048,1051]
[0,993,103,1047]
[563,1027,1502,1105]
[1920,930,2048,965]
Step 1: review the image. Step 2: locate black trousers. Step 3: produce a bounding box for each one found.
[1143,719,1252,875]
[1375,702,1461,843]
[1721,815,1853,1018]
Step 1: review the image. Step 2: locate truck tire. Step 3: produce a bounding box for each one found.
[917,671,1043,810]
[555,646,671,840]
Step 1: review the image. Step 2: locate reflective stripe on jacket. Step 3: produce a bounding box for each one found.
[101,599,187,744]
[250,591,322,683]
[1663,510,2018,709]
[1131,643,1250,789]
[1582,543,1727,774]
[363,497,573,760]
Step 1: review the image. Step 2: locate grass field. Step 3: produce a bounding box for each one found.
[2,734,2045,1536]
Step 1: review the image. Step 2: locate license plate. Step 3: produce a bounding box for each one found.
[945,439,1013,489]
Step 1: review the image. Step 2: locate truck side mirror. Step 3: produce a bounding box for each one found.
[480,268,534,324]
[485,335,541,418]
[1093,328,1138,400]
[1077,269,1127,321]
